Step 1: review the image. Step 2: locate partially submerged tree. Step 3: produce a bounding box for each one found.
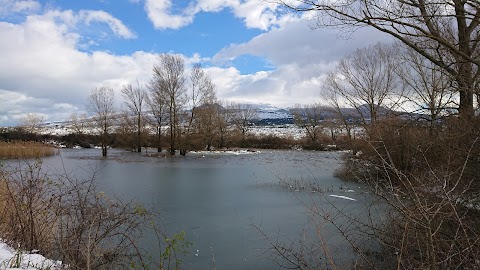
[276,0,480,117]
[214,101,234,149]
[147,76,167,153]
[180,63,216,155]
[122,82,147,152]
[196,102,221,151]
[115,111,136,149]
[88,86,115,157]
[151,54,187,156]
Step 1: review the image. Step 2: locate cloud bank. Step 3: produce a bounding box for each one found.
[0,0,389,126]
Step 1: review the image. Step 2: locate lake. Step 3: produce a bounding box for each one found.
[38,148,366,269]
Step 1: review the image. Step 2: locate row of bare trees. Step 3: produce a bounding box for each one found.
[279,0,480,118]
[85,54,259,157]
[293,41,462,148]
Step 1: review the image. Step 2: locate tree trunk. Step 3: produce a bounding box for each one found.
[170,106,175,156]
[219,134,224,149]
[455,1,475,118]
[157,127,162,153]
[137,114,142,153]
[458,82,475,118]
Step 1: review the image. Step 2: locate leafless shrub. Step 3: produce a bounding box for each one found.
[256,118,480,269]
[0,159,189,270]
[0,160,58,253]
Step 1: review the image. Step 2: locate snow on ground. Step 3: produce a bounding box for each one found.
[0,242,62,270]
[190,149,261,156]
[250,124,304,139]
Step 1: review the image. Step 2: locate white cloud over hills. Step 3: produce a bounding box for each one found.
[210,20,388,106]
[0,0,389,126]
[0,5,148,125]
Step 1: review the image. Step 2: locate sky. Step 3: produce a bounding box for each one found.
[0,0,388,126]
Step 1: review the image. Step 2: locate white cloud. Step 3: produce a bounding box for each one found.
[79,10,137,39]
[34,9,136,39]
[0,0,40,16]
[0,2,228,125]
[13,0,40,13]
[0,0,392,126]
[0,89,56,124]
[206,63,334,107]
[143,0,296,31]
[208,20,390,106]
[145,0,194,30]
[0,11,151,126]
[231,0,282,30]
[214,20,387,67]
[193,0,237,12]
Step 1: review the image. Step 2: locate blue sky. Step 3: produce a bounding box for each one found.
[0,0,387,126]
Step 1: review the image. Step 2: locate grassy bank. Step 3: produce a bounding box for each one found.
[0,141,58,159]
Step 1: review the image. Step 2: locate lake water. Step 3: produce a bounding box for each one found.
[38,148,367,269]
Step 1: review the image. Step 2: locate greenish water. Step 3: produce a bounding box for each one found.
[40,149,367,269]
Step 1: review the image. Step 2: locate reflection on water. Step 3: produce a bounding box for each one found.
[37,148,367,269]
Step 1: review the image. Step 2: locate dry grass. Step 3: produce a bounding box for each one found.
[0,141,58,159]
[0,179,7,216]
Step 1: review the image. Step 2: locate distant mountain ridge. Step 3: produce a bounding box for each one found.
[37,103,416,128]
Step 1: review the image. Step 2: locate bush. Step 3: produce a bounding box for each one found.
[0,160,189,270]
[260,116,480,269]
[338,117,480,269]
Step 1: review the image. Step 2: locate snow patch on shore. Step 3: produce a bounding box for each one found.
[0,242,62,270]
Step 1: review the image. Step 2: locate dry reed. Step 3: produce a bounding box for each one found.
[0,141,58,159]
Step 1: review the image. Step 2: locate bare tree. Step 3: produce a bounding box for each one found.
[323,43,401,127]
[214,101,234,149]
[275,0,480,117]
[231,103,258,143]
[115,111,136,149]
[397,45,456,134]
[292,103,324,143]
[88,86,115,157]
[18,113,45,134]
[151,54,187,156]
[322,89,356,144]
[147,77,167,153]
[180,63,216,155]
[69,113,89,135]
[122,82,147,152]
[195,101,220,151]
